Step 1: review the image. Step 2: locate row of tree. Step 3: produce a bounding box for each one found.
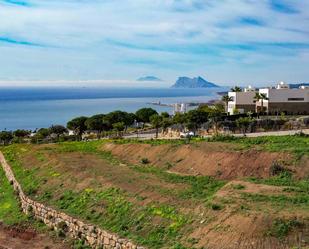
[3,100,305,145]
[0,108,160,144]
[0,105,228,144]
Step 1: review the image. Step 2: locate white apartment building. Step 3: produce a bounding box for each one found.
[227,85,257,115]
[173,103,187,114]
[257,81,309,114]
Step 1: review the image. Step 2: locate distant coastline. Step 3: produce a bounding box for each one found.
[0,87,227,130]
[0,87,227,102]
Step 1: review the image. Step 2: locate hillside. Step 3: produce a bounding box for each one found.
[0,165,70,248]
[137,76,162,81]
[1,135,309,249]
[290,83,309,88]
[171,76,219,88]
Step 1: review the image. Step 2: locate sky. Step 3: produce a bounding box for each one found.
[0,0,308,87]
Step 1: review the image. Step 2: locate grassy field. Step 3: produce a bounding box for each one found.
[1,135,309,248]
[117,134,309,157]
[0,166,28,225]
[0,165,74,248]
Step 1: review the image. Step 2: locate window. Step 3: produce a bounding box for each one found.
[288,98,304,101]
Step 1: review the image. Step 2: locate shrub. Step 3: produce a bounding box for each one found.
[57,228,66,238]
[27,205,33,213]
[207,134,237,142]
[294,132,309,138]
[165,162,173,169]
[303,117,309,126]
[269,161,288,176]
[267,218,303,239]
[140,158,150,164]
[211,203,223,211]
[57,221,68,232]
[232,184,245,190]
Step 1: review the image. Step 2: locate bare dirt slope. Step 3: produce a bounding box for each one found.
[0,224,68,249]
[102,142,298,179]
[3,141,309,249]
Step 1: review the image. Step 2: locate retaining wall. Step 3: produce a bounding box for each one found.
[0,152,143,249]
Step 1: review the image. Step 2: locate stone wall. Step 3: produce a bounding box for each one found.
[0,152,144,249]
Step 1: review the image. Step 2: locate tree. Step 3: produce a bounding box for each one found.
[208,104,225,135]
[112,122,125,137]
[161,117,172,133]
[36,128,50,139]
[85,114,110,138]
[49,125,68,139]
[31,128,50,143]
[13,129,31,138]
[0,131,13,145]
[161,112,170,118]
[150,114,163,138]
[236,117,252,135]
[135,108,158,125]
[13,129,31,143]
[67,116,88,139]
[254,93,269,113]
[221,95,233,113]
[186,109,208,134]
[105,111,135,129]
[173,112,187,126]
[231,86,242,92]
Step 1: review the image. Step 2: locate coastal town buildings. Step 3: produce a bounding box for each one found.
[173,103,188,114]
[228,82,309,115]
[227,85,257,114]
[257,82,309,115]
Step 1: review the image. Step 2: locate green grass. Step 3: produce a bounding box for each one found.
[46,187,188,248]
[243,173,309,209]
[248,172,309,193]
[266,218,303,239]
[241,192,309,207]
[1,141,223,248]
[3,137,308,248]
[130,164,226,200]
[0,166,28,225]
[215,135,309,158]
[115,134,309,159]
[231,184,245,190]
[55,140,226,201]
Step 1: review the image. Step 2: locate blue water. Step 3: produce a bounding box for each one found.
[0,87,226,130]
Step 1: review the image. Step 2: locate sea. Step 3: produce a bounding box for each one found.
[0,87,227,131]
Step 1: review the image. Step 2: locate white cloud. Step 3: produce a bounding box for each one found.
[0,0,308,86]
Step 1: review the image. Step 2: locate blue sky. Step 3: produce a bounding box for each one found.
[0,0,308,87]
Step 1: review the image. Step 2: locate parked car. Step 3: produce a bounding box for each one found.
[180,131,195,138]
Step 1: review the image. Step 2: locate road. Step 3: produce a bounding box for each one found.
[232,129,309,138]
[123,129,309,140]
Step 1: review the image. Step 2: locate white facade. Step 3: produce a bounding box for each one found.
[228,89,257,115]
[256,81,309,114]
[259,83,309,104]
[227,82,309,115]
[173,103,187,114]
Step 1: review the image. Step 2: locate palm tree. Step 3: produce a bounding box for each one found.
[221,95,233,113]
[231,86,242,92]
[254,93,269,114]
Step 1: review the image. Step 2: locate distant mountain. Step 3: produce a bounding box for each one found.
[137,76,162,82]
[289,83,309,89]
[171,76,219,88]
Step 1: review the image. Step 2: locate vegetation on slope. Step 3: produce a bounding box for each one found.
[1,141,226,248]
[0,167,28,225]
[1,135,309,248]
